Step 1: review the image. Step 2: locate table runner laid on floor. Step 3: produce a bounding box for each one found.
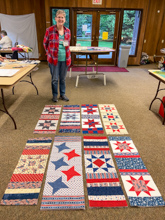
[1,138,52,205]
[34,105,62,134]
[83,136,128,208]
[99,104,128,135]
[109,136,165,207]
[59,105,80,133]
[40,136,85,210]
[81,104,104,134]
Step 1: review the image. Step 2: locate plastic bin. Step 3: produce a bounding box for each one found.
[118,45,131,68]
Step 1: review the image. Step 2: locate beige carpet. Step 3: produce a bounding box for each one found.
[0,62,165,220]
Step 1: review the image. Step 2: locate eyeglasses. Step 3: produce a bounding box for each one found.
[56,16,65,19]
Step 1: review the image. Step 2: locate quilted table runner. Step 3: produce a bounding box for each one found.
[34,105,62,134]
[40,136,85,210]
[83,136,128,208]
[109,136,165,207]
[81,104,104,134]
[99,104,128,135]
[1,138,52,205]
[59,105,80,133]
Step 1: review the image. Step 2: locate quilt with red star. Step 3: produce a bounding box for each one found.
[109,136,165,207]
[83,136,128,208]
[33,105,61,134]
[1,138,52,205]
[59,105,80,133]
[99,104,128,135]
[40,136,85,210]
[81,104,104,134]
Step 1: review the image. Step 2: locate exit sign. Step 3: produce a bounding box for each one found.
[92,0,102,5]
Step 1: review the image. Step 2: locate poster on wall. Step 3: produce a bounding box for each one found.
[92,0,102,5]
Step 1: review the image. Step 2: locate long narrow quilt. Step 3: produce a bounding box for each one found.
[1,138,52,205]
[40,136,85,210]
[59,105,80,133]
[109,136,165,207]
[34,105,62,134]
[83,136,128,208]
[81,104,104,134]
[99,104,128,135]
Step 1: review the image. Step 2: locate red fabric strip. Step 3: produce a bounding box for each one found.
[10,174,44,182]
[83,136,107,139]
[115,155,140,158]
[89,200,128,207]
[22,149,50,155]
[119,169,148,172]
[84,148,109,151]
[87,178,119,183]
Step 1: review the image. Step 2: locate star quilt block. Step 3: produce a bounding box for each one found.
[83,136,127,208]
[34,105,61,134]
[59,105,80,133]
[109,136,165,207]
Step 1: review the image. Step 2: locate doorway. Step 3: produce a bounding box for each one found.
[73,10,120,65]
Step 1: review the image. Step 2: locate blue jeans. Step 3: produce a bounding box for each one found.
[49,61,68,97]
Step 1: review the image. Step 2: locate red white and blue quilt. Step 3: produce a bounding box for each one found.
[99,104,128,135]
[109,136,165,207]
[81,104,104,134]
[59,105,80,133]
[40,136,85,210]
[83,136,128,208]
[34,105,61,134]
[1,138,52,205]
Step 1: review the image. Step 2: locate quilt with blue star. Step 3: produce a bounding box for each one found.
[1,138,52,205]
[81,104,104,134]
[33,105,61,134]
[59,105,80,133]
[83,136,128,208]
[99,104,128,135]
[109,136,165,207]
[40,136,85,210]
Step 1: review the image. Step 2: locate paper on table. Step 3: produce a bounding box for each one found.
[0,69,20,77]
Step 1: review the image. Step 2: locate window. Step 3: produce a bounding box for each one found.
[121,10,141,56]
[51,9,69,29]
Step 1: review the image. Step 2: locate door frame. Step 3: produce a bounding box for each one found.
[72,8,121,65]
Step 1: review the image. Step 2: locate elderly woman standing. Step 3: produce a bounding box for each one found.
[43,10,71,102]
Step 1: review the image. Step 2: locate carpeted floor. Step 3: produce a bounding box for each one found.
[0,62,165,220]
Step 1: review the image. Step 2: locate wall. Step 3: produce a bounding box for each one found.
[0,0,165,64]
[0,0,46,60]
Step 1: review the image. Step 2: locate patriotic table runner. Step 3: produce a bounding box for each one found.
[59,105,80,133]
[34,105,62,134]
[40,136,85,210]
[83,136,128,208]
[1,138,52,205]
[99,104,128,135]
[81,104,104,134]
[109,136,165,207]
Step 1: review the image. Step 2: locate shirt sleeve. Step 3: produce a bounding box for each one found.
[0,38,5,45]
[43,29,49,54]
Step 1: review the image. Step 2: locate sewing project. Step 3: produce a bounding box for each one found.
[40,136,85,210]
[1,138,52,205]
[99,104,128,135]
[34,105,61,134]
[109,136,165,207]
[81,104,104,134]
[83,136,128,208]
[59,105,80,133]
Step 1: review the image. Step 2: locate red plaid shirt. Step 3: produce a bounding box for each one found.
[43,25,71,66]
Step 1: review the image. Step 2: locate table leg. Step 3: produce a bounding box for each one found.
[12,72,39,95]
[149,80,165,125]
[0,89,17,129]
[149,81,161,110]
[75,75,79,87]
